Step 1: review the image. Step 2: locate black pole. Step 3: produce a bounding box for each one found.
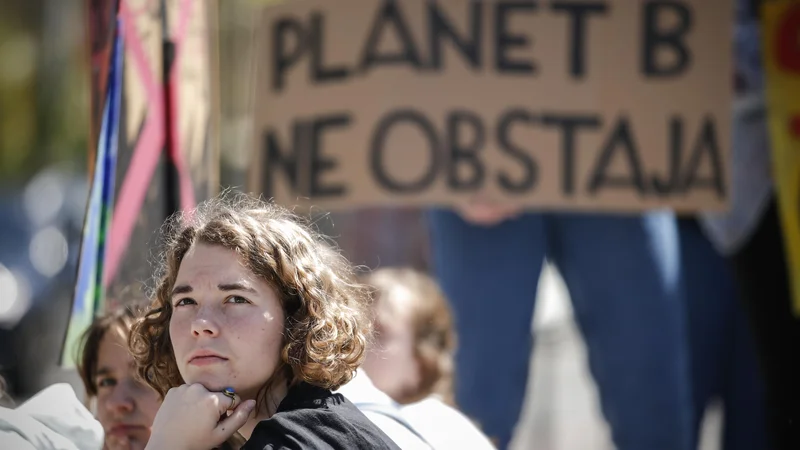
[161,0,179,220]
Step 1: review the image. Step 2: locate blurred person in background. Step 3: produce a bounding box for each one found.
[360,267,496,450]
[427,202,690,449]
[679,219,768,450]
[697,0,800,447]
[670,1,772,448]
[77,303,160,450]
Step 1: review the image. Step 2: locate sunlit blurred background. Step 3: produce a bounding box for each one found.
[0,0,432,401]
[0,1,765,449]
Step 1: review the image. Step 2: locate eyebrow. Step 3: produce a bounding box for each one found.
[95,367,113,377]
[171,284,193,297]
[172,282,257,297]
[218,282,257,294]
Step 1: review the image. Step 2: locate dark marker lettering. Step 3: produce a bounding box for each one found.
[651,116,682,195]
[497,109,539,192]
[309,114,351,198]
[550,1,608,79]
[542,113,601,195]
[588,116,647,195]
[360,0,423,72]
[370,110,440,193]
[495,1,538,74]
[642,0,692,77]
[262,122,306,197]
[272,17,307,92]
[428,1,482,70]
[310,13,351,84]
[679,116,725,197]
[447,110,486,191]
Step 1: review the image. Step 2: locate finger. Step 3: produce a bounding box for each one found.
[212,399,256,443]
[463,209,507,227]
[211,391,242,415]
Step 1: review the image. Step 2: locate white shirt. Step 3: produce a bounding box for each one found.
[337,370,432,450]
[338,370,496,450]
[403,397,496,450]
[0,383,104,450]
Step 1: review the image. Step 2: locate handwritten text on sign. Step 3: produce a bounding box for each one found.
[251,0,732,211]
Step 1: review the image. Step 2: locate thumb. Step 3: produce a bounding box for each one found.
[212,399,256,442]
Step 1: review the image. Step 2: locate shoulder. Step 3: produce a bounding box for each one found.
[244,384,401,450]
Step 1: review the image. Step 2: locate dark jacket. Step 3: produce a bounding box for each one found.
[241,382,401,450]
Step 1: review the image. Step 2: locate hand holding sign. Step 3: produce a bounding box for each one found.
[457,195,523,226]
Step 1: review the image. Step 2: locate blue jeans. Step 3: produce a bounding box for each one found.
[426,210,692,450]
[679,219,768,450]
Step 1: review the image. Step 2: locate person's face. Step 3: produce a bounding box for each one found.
[362,294,421,402]
[169,243,285,401]
[95,326,161,450]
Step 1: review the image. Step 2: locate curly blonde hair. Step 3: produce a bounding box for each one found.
[129,192,372,401]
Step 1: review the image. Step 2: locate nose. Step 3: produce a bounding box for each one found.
[191,308,220,337]
[104,382,135,416]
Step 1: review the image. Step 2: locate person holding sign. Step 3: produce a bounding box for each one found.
[428,202,691,450]
[129,193,401,450]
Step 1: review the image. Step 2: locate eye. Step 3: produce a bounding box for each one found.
[174,298,196,307]
[224,295,250,305]
[96,377,117,389]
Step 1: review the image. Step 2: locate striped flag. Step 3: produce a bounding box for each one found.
[59,19,123,368]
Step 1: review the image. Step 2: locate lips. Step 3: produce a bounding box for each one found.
[108,424,146,436]
[187,349,228,365]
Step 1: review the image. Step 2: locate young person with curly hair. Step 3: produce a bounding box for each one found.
[129,193,400,450]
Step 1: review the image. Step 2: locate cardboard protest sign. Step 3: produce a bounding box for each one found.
[250,0,732,212]
[762,0,800,315]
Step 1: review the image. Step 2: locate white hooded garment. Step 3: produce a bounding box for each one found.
[0,383,104,450]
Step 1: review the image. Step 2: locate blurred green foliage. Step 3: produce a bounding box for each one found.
[0,1,89,184]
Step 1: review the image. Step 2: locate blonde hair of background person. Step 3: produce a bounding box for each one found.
[361,267,456,405]
[360,267,496,450]
[129,192,400,450]
[77,303,161,450]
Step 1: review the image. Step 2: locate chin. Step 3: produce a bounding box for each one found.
[185,374,229,392]
[106,436,148,450]
[129,439,148,450]
[182,364,233,387]
[183,369,265,399]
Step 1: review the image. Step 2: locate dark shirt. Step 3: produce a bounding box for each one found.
[241,383,402,450]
